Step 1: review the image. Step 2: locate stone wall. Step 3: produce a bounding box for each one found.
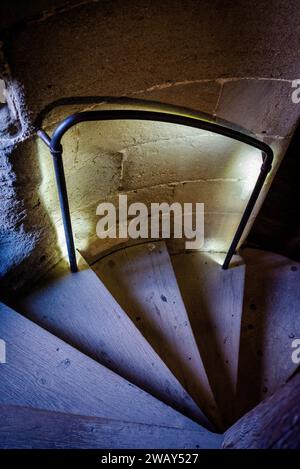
[1,0,300,291]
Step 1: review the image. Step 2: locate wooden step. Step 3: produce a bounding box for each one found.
[15,256,212,428]
[0,405,222,449]
[92,241,220,427]
[171,251,245,427]
[0,301,209,431]
[223,371,300,449]
[235,247,300,418]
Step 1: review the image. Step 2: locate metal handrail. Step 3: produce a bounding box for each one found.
[37,108,273,272]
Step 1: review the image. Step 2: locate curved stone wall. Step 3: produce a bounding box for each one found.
[0,0,299,290]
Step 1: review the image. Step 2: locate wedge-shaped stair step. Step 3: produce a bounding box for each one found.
[92,241,219,427]
[236,248,300,418]
[0,302,208,431]
[0,406,222,449]
[171,252,245,427]
[223,371,300,449]
[15,256,211,428]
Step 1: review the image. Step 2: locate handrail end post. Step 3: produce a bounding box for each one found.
[51,146,78,274]
[70,258,78,273]
[222,255,231,270]
[37,129,52,148]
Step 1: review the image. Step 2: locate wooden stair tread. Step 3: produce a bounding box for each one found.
[92,241,219,427]
[0,301,206,430]
[223,372,300,449]
[15,256,211,428]
[236,247,300,418]
[0,405,222,449]
[171,252,245,427]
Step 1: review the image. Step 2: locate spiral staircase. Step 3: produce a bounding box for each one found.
[0,237,299,448]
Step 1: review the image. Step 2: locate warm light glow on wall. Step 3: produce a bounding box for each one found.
[36,113,267,261]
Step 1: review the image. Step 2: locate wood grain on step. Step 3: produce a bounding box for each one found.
[0,302,206,430]
[0,405,222,449]
[223,371,300,449]
[235,248,300,419]
[15,256,212,428]
[92,241,220,428]
[171,252,245,428]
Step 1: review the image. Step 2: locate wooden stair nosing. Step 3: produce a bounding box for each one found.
[0,405,222,449]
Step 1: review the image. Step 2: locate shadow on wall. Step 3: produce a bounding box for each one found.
[0,138,60,297]
[0,80,60,296]
[248,121,300,261]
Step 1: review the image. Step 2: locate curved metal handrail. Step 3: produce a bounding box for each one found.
[37,108,273,272]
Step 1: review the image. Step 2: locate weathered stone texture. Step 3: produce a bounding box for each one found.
[1,0,300,288]
[6,0,300,118]
[216,79,300,137]
[121,134,262,190]
[134,81,221,115]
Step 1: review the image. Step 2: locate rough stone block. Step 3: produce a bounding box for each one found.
[173,179,257,214]
[135,80,220,115]
[167,212,253,254]
[121,133,262,190]
[8,0,300,120]
[216,79,300,137]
